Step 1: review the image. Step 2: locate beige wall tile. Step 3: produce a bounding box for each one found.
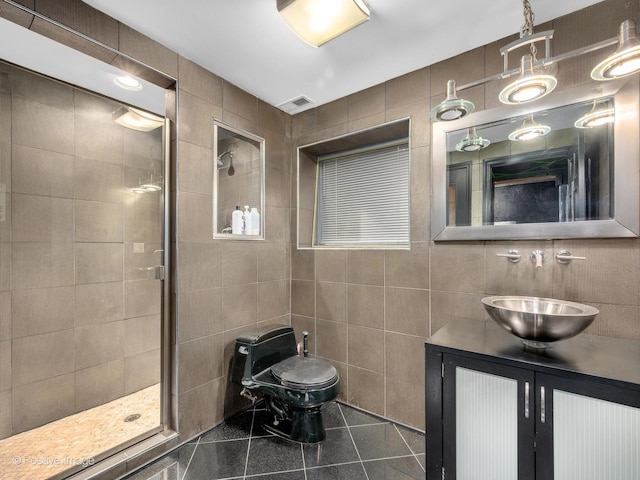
[178,288,223,343]
[11,242,74,289]
[385,287,429,337]
[75,157,123,203]
[12,193,74,243]
[0,390,10,439]
[265,206,290,243]
[178,377,225,441]
[291,248,315,281]
[12,144,74,198]
[385,332,425,387]
[12,373,75,434]
[258,280,288,321]
[222,243,258,286]
[348,325,383,373]
[385,67,430,109]
[347,365,384,416]
[75,321,124,370]
[75,359,124,411]
[317,98,348,131]
[178,140,213,195]
[348,84,385,121]
[177,192,212,243]
[385,243,429,289]
[76,282,124,327]
[585,303,640,341]
[347,284,384,329]
[0,340,10,391]
[10,65,74,110]
[12,286,74,337]
[178,90,222,149]
[75,200,123,243]
[347,250,384,286]
[222,284,257,331]
[76,243,124,284]
[178,333,224,394]
[124,314,161,357]
[0,291,10,341]
[75,113,124,165]
[12,97,74,154]
[258,243,288,282]
[430,291,487,335]
[12,329,75,386]
[386,378,425,430]
[223,82,258,122]
[316,281,346,322]
[431,243,484,293]
[178,56,223,106]
[125,279,161,318]
[316,250,347,283]
[265,167,290,208]
[316,319,346,363]
[177,242,222,291]
[124,349,161,395]
[118,24,178,78]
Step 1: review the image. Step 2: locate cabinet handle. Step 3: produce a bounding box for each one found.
[524,382,530,418]
[540,386,546,423]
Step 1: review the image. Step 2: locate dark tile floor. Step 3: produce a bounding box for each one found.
[124,402,425,480]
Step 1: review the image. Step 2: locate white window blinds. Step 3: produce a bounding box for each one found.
[315,141,410,247]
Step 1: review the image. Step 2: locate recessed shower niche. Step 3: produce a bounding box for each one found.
[212,119,265,239]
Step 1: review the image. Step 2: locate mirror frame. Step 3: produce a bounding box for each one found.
[212,118,266,240]
[432,77,640,241]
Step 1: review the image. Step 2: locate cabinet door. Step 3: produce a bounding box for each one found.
[536,373,640,480]
[443,354,535,480]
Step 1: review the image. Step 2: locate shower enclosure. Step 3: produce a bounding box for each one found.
[0,38,170,479]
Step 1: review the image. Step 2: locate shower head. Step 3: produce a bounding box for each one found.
[217,150,233,166]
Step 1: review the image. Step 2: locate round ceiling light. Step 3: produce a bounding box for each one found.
[508,115,551,141]
[499,55,557,105]
[456,127,490,152]
[574,106,615,129]
[114,75,142,91]
[592,20,640,80]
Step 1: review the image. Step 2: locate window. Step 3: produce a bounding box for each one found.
[314,140,410,247]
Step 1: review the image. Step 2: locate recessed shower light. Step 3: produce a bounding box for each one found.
[114,75,142,91]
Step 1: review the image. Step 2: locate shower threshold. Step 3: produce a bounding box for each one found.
[0,384,161,480]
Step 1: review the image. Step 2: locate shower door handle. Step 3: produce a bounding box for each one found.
[155,265,165,280]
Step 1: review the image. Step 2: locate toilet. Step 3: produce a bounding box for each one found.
[230,325,339,443]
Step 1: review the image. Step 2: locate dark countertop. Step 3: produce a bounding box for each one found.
[426,318,640,391]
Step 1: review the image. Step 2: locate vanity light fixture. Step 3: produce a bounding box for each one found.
[430,80,475,122]
[499,53,557,104]
[508,115,550,141]
[574,101,615,129]
[591,20,640,80]
[114,75,142,91]
[276,0,370,47]
[113,106,164,132]
[456,127,490,152]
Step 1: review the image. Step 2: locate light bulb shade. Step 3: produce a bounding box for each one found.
[591,20,640,80]
[574,106,615,129]
[456,127,490,152]
[499,55,557,105]
[113,107,164,132]
[114,75,142,91]
[508,115,551,141]
[276,0,370,47]
[430,80,475,121]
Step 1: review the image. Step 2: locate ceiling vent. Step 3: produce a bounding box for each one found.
[277,95,314,114]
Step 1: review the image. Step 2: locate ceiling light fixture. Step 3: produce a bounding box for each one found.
[499,54,557,104]
[456,127,490,152]
[591,19,640,80]
[114,75,142,91]
[276,0,370,47]
[574,101,615,129]
[508,115,551,141]
[430,80,475,122]
[113,107,164,132]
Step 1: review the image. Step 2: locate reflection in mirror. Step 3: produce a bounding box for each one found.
[432,79,640,241]
[446,98,613,227]
[212,119,265,239]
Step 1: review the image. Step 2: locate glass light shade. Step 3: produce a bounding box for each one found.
[591,20,640,80]
[131,186,147,194]
[456,127,490,152]
[276,0,370,47]
[430,80,475,122]
[113,107,164,132]
[508,115,551,141]
[499,55,557,105]
[574,106,615,129]
[113,75,142,91]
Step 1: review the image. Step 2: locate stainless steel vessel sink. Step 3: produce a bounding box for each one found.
[481,296,599,348]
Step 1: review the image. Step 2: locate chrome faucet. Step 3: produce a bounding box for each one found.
[530,250,545,269]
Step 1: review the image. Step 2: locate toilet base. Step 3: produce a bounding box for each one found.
[263,396,326,444]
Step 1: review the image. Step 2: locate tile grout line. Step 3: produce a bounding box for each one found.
[241,408,257,480]
[300,441,308,480]
[337,403,371,480]
[393,423,426,473]
[180,435,201,480]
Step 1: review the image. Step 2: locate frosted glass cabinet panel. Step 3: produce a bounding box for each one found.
[553,390,640,480]
[455,367,519,480]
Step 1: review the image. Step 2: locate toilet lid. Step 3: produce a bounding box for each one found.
[271,356,338,389]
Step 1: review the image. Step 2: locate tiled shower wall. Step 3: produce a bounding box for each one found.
[290,0,640,430]
[0,61,162,439]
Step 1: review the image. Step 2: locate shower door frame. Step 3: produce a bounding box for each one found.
[0,1,178,477]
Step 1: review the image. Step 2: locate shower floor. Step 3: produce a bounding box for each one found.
[0,384,161,480]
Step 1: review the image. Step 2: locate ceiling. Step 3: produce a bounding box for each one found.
[81,0,605,114]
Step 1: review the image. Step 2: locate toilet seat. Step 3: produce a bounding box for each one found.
[271,356,338,390]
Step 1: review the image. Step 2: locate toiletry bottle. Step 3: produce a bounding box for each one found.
[231,206,243,234]
[250,207,260,235]
[242,205,251,235]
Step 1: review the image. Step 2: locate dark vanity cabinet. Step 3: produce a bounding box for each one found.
[425,319,640,480]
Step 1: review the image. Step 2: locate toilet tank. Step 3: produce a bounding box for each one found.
[231,325,298,384]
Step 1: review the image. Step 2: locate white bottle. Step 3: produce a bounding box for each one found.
[242,205,251,235]
[250,208,260,235]
[231,206,243,234]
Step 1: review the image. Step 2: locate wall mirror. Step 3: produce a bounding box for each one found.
[432,78,640,241]
[212,119,265,239]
